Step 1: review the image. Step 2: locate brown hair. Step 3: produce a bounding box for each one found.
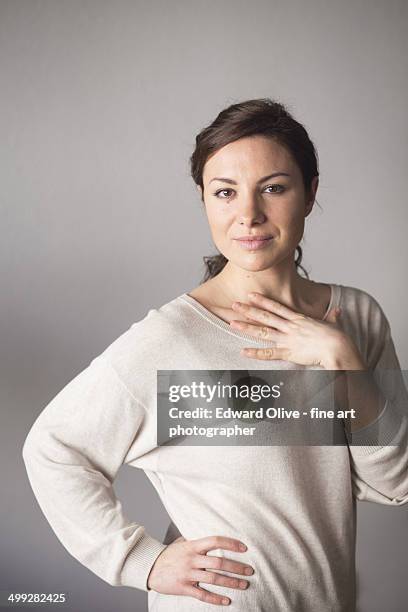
[189,98,320,282]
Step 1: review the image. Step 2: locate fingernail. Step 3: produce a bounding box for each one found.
[222,597,230,605]
[239,543,247,551]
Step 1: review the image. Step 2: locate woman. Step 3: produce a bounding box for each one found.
[22,98,408,611]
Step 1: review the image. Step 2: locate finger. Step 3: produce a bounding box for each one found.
[190,570,249,591]
[195,554,254,576]
[240,346,290,361]
[325,307,341,325]
[230,320,284,343]
[191,535,247,555]
[246,292,303,321]
[231,302,290,332]
[183,583,231,606]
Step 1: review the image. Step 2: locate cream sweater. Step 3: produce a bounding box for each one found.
[22,283,408,611]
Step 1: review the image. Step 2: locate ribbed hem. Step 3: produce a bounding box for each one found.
[120,531,168,591]
[346,399,403,455]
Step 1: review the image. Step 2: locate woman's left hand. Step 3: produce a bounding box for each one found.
[230,292,366,369]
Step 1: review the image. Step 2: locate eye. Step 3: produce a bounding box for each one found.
[264,184,285,194]
[214,188,234,199]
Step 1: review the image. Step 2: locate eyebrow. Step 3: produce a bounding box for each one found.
[209,172,291,185]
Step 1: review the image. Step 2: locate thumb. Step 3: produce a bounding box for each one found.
[325,307,341,324]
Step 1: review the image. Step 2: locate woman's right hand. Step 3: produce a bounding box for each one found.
[146,535,254,606]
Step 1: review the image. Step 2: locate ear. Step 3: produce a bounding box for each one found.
[305,176,319,217]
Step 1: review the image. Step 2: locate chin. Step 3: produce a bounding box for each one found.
[233,257,278,273]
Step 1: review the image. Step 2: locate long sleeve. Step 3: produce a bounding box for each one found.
[22,354,167,590]
[347,314,408,505]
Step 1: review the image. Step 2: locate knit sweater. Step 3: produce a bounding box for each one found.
[22,283,408,611]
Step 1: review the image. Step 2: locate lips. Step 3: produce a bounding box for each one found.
[234,236,274,250]
[235,235,273,241]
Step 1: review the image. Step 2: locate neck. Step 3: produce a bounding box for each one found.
[210,258,313,311]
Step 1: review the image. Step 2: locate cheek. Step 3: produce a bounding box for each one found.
[206,206,234,231]
[282,210,305,229]
[280,214,305,242]
[273,198,306,227]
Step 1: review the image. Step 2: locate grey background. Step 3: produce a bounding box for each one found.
[1,0,407,611]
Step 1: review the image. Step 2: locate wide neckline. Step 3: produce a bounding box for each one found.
[179,283,341,345]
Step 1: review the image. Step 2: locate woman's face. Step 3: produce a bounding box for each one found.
[199,135,318,273]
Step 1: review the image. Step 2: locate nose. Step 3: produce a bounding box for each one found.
[236,191,266,226]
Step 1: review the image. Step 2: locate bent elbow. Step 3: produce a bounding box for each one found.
[22,430,35,464]
[22,425,43,471]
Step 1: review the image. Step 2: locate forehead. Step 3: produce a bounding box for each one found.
[203,135,298,182]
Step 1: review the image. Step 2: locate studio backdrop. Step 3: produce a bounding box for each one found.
[1,1,407,611]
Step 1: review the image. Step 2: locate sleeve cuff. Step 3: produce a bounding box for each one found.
[120,531,168,591]
[346,398,403,454]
